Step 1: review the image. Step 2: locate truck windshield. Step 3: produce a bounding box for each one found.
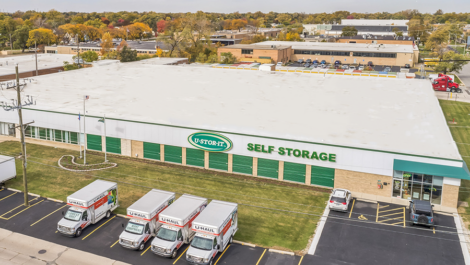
[156,228,177,242]
[191,236,213,251]
[125,222,144,235]
[64,209,82,222]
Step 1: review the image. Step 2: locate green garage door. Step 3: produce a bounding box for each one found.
[257,158,278,179]
[54,130,63,142]
[70,132,78,145]
[39,128,47,140]
[284,162,306,183]
[311,165,335,187]
[165,145,182,164]
[87,134,102,151]
[232,154,252,175]
[106,137,121,154]
[209,152,228,171]
[143,142,160,160]
[186,148,205,167]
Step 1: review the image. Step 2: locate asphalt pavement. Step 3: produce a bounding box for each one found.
[314,200,465,265]
[0,189,313,265]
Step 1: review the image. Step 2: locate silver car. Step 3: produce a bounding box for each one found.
[358,65,365,71]
[328,189,352,212]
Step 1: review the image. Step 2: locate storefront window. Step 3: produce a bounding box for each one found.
[392,172,444,204]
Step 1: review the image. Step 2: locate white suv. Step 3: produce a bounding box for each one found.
[328,189,352,212]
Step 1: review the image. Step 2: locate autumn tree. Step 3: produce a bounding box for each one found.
[392,27,403,37]
[433,51,469,74]
[2,17,18,49]
[12,25,31,52]
[100,32,114,56]
[341,26,358,36]
[156,20,186,57]
[156,20,166,33]
[27,28,56,46]
[231,19,247,32]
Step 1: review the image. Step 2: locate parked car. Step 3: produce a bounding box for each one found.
[349,65,356,70]
[320,60,326,65]
[306,59,312,63]
[334,60,342,65]
[328,189,352,212]
[276,62,283,67]
[341,65,349,70]
[358,65,365,71]
[404,64,411,68]
[326,64,332,69]
[384,67,391,72]
[409,200,434,227]
[321,64,327,68]
[367,61,374,66]
[312,60,319,65]
[304,63,310,67]
[298,59,304,64]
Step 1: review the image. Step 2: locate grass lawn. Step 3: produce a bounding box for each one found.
[0,141,329,252]
[438,100,470,225]
[454,75,462,84]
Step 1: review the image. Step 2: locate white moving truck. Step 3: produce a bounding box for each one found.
[0,155,16,186]
[151,194,207,259]
[119,189,175,251]
[186,200,238,265]
[57,180,118,237]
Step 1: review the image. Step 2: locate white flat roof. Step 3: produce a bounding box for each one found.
[193,200,237,229]
[68,180,116,203]
[128,189,175,215]
[341,19,409,26]
[1,58,460,159]
[0,54,74,76]
[254,41,414,53]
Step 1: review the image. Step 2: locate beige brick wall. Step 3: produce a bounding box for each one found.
[335,169,392,196]
[228,154,233,173]
[182,147,186,165]
[278,161,284,181]
[252,157,258,176]
[442,184,459,208]
[131,140,143,158]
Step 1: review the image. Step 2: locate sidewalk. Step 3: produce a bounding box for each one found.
[0,228,129,265]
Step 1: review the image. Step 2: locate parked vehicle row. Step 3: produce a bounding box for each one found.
[57,180,238,265]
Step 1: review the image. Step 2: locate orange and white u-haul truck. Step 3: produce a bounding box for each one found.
[57,180,118,237]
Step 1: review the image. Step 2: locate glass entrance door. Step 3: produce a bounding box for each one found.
[392,180,402,198]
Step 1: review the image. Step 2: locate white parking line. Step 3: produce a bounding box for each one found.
[307,206,329,255]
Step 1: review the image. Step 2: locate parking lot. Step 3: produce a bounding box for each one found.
[0,189,318,265]
[314,200,465,265]
[286,62,418,73]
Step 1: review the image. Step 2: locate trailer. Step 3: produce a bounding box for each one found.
[151,194,207,259]
[119,189,175,251]
[186,200,238,265]
[57,180,119,237]
[0,155,16,186]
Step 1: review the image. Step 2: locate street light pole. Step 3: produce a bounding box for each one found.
[15,65,29,207]
[34,41,38,76]
[83,96,87,165]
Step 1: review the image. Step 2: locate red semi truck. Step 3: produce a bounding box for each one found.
[432,73,462,93]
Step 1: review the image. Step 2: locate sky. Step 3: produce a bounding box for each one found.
[1,0,469,14]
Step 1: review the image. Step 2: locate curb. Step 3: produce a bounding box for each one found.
[7,188,22,193]
[268,249,294,256]
[47,198,64,203]
[233,240,256,247]
[28,193,41,197]
[454,74,466,87]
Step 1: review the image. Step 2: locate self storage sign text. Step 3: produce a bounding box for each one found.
[247,143,336,162]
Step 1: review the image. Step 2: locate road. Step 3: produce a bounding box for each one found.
[460,62,470,87]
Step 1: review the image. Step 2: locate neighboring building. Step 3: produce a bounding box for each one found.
[336,35,415,45]
[251,41,418,66]
[214,28,281,40]
[217,44,292,64]
[209,38,242,46]
[0,59,467,210]
[328,25,408,36]
[341,19,409,26]
[302,24,332,36]
[0,54,74,82]
[45,40,170,55]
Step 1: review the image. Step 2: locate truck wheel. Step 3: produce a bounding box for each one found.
[171,249,177,259]
[138,243,145,251]
[75,228,82,237]
[209,259,213,265]
[458,89,462,93]
[230,236,233,244]
[105,211,111,219]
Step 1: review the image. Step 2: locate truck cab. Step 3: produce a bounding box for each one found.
[432,74,461,93]
[187,234,220,265]
[120,219,152,251]
[58,207,91,237]
[151,225,184,258]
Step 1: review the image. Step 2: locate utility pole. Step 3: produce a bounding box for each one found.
[79,112,82,159]
[83,96,88,165]
[35,41,38,77]
[77,35,81,68]
[99,115,107,162]
[16,65,29,206]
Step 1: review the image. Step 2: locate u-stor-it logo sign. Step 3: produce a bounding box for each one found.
[188,132,233,152]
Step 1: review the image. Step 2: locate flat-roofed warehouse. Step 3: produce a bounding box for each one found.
[252,41,419,66]
[0,54,74,81]
[0,58,467,210]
